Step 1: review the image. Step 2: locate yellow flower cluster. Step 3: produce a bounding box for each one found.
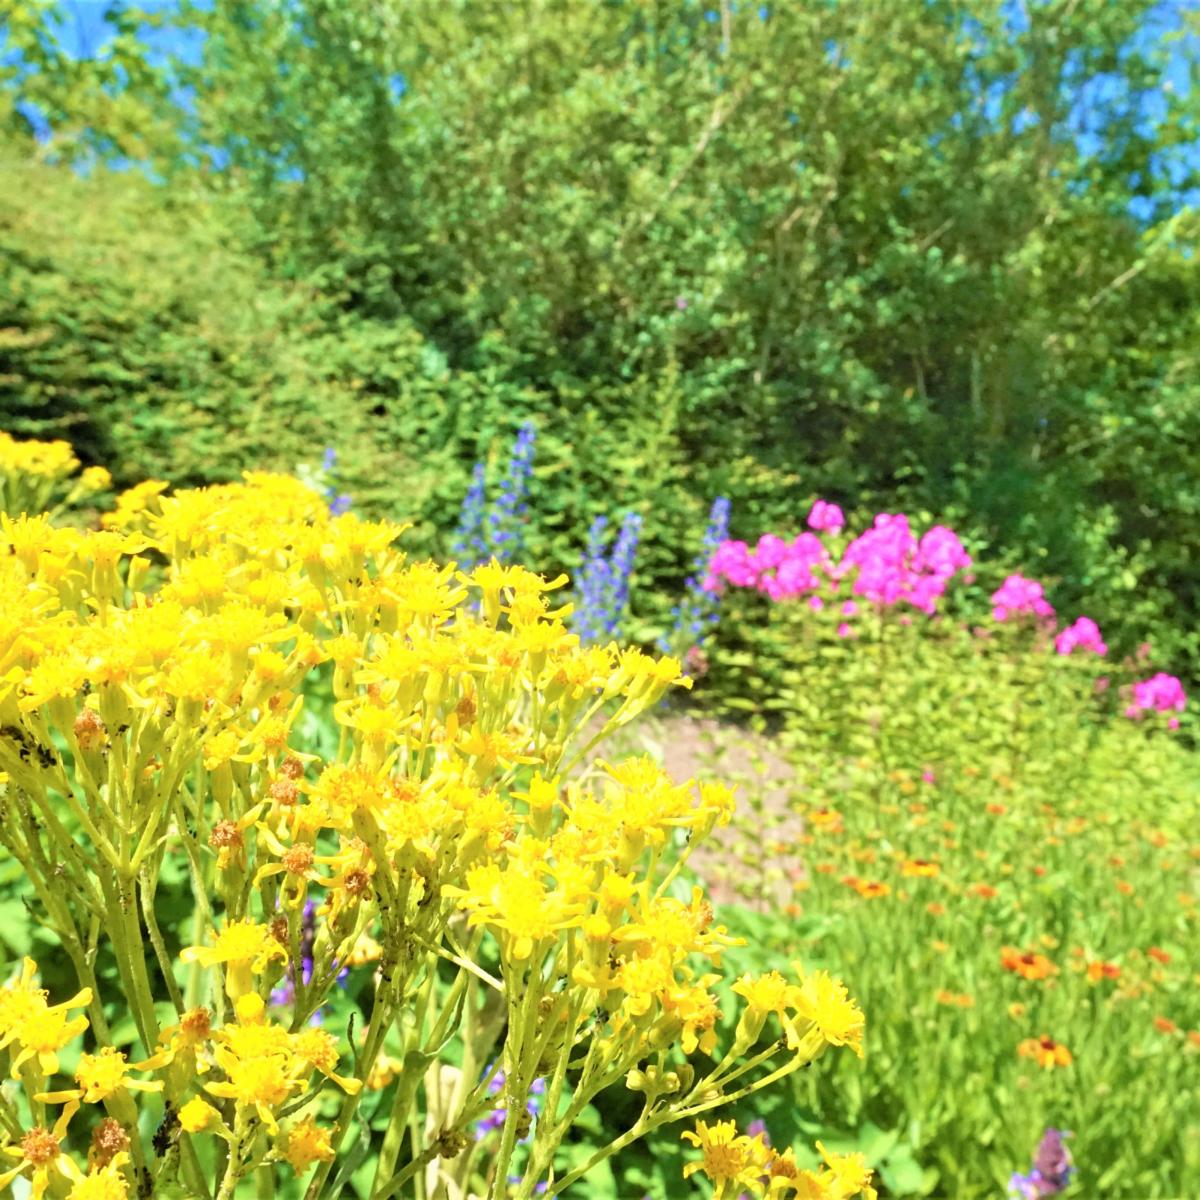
[0,430,110,519]
[682,1119,877,1199]
[0,439,864,1199]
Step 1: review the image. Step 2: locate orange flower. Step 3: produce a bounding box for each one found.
[1187,1031,1200,1049]
[1116,880,1134,896]
[809,807,843,833]
[853,880,891,900]
[1148,947,1171,965]
[1001,947,1057,982]
[969,883,998,900]
[1153,1016,1179,1036]
[1086,961,1121,984]
[986,802,1006,815]
[1007,1002,1026,1020]
[926,902,947,917]
[1018,1035,1072,1069]
[935,990,974,1008]
[902,859,939,879]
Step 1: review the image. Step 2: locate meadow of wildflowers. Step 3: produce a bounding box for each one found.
[0,438,873,1200]
[670,504,1200,1198]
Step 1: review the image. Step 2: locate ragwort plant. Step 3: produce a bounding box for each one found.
[0,441,871,1200]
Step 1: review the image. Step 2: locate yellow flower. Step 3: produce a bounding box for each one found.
[283,1118,336,1173]
[681,1119,770,1195]
[290,1028,361,1094]
[733,971,793,1017]
[205,1052,297,1132]
[0,968,92,1078]
[79,466,113,493]
[816,1141,877,1200]
[177,1097,221,1134]
[660,979,721,1055]
[443,863,584,960]
[65,1153,131,1200]
[789,968,865,1058]
[0,1102,82,1200]
[37,1045,166,1104]
[180,920,288,1000]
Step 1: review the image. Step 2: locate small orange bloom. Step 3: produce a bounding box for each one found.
[1148,947,1171,965]
[926,902,946,917]
[1018,1035,1072,1069]
[1187,1031,1200,1049]
[969,883,998,900]
[1086,961,1121,984]
[1116,880,1134,896]
[854,880,891,899]
[809,807,843,832]
[1001,947,1057,982]
[1153,1016,1179,1036]
[935,990,974,1008]
[1007,1002,1027,1020]
[986,803,1006,815]
[902,859,939,879]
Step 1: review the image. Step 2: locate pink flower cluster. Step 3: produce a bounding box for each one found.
[991,574,1055,623]
[706,532,831,602]
[1125,672,1187,720]
[707,504,1187,734]
[807,499,845,532]
[705,504,971,616]
[1055,616,1107,657]
[840,515,971,614]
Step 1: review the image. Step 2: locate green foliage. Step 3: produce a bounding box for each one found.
[3,1,1200,676]
[619,600,1200,1197]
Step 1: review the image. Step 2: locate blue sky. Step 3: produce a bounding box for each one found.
[12,0,1200,213]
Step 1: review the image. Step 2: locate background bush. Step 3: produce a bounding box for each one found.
[2,0,1200,677]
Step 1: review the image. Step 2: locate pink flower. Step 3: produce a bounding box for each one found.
[755,534,789,570]
[915,526,971,579]
[837,622,854,638]
[1168,717,1180,731]
[1129,672,1187,715]
[990,574,1055,623]
[807,499,845,532]
[708,510,969,616]
[838,513,969,615]
[1055,616,1107,657]
[922,769,936,784]
[705,540,756,590]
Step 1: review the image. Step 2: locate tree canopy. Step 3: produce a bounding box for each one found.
[2,0,1200,665]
